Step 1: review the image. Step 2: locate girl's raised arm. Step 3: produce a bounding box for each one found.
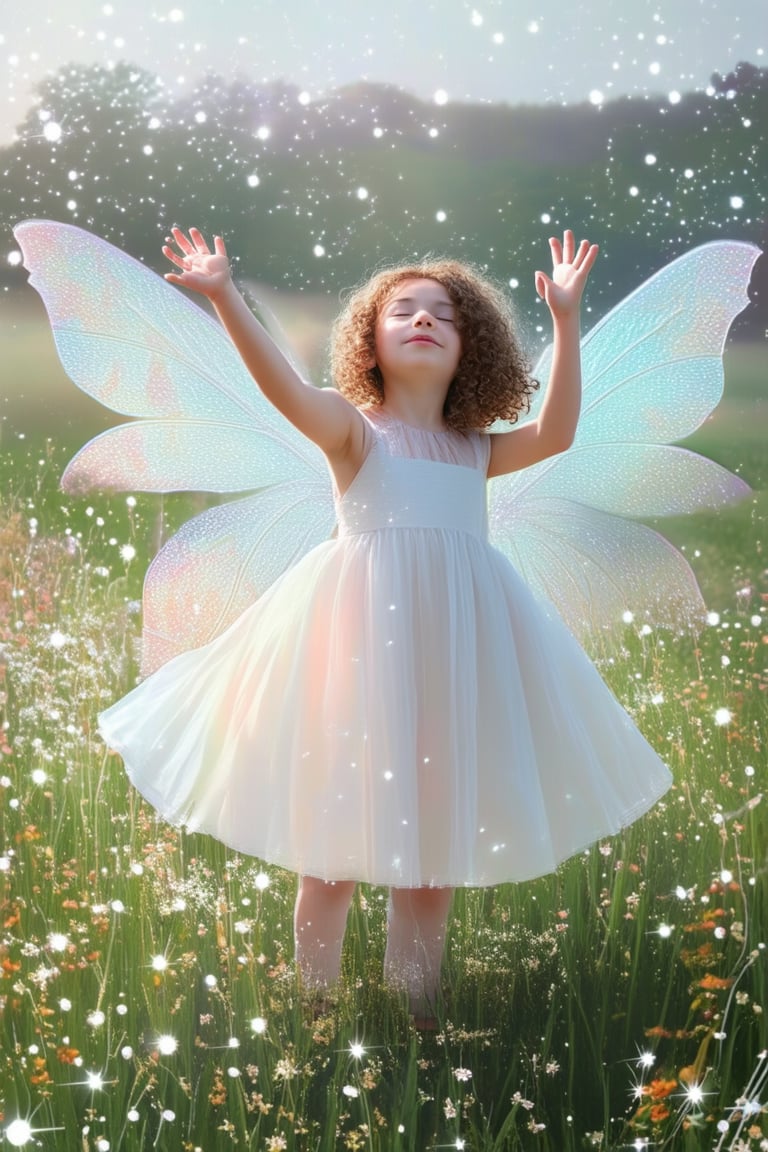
[163,227,360,457]
[487,230,598,479]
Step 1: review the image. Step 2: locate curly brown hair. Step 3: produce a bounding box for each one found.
[330,259,538,432]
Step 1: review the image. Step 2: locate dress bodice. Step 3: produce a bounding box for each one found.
[335,409,490,540]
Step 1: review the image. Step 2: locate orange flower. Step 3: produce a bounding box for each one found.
[698,974,734,991]
[650,1104,671,1123]
[56,1046,80,1064]
[646,1078,677,1101]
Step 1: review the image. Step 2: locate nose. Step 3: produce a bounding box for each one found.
[413,310,435,327]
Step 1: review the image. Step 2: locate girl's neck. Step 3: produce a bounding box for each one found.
[377,394,448,432]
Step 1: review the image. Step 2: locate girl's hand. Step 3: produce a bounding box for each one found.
[535,230,599,318]
[162,227,233,301]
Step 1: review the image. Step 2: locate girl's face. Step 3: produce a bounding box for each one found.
[373,278,462,387]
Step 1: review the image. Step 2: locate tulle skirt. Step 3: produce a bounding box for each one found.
[99,523,672,888]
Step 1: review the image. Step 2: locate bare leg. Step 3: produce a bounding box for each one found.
[293,875,357,991]
[383,886,454,1017]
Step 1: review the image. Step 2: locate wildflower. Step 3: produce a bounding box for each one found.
[273,1057,298,1082]
[453,1067,473,1082]
[645,1078,677,1100]
[266,1137,287,1151]
[697,974,734,991]
[650,1104,670,1123]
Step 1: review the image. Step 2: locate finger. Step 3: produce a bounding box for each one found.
[162,243,188,270]
[571,238,590,269]
[534,271,550,298]
[214,235,227,257]
[170,226,196,255]
[580,243,599,275]
[549,236,563,266]
[562,229,575,264]
[188,226,211,255]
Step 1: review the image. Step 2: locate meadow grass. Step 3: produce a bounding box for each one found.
[0,338,766,1150]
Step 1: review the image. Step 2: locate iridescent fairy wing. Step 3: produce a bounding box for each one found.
[13,219,335,674]
[488,241,760,638]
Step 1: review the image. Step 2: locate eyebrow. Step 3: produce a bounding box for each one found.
[386,296,455,309]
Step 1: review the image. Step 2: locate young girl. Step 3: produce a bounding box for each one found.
[98,227,673,1028]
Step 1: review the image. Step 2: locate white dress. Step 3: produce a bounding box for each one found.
[99,407,673,888]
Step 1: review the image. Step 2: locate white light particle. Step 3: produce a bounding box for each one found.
[48,932,68,951]
[720,869,733,884]
[668,91,681,104]
[130,862,143,875]
[43,121,63,143]
[589,90,604,106]
[313,244,325,257]
[87,1010,106,1028]
[436,210,447,222]
[110,900,125,913]
[31,769,47,786]
[161,1110,176,1122]
[373,126,384,138]
[343,1085,359,1098]
[745,765,755,777]
[730,196,744,209]
[6,1119,33,1147]
[657,923,672,938]
[8,251,22,267]
[492,32,504,44]
[60,998,72,1011]
[247,173,260,187]
[644,153,657,166]
[49,630,68,649]
[298,90,311,105]
[684,1083,703,1105]
[433,89,448,105]
[356,187,369,200]
[350,1042,365,1058]
[227,1066,240,1077]
[194,111,207,124]
[120,544,136,562]
[706,611,720,625]
[142,144,153,156]
[86,1071,103,1090]
[157,1034,177,1055]
[254,872,270,891]
[148,116,161,129]
[168,9,184,22]
[649,62,661,76]
[527,21,539,33]
[116,1003,128,1016]
[127,1110,140,1123]
[250,1016,267,1033]
[471,10,483,26]
[256,126,271,140]
[151,955,168,971]
[204,974,217,987]
[121,1046,133,1059]
[714,708,731,726]
[622,610,634,624]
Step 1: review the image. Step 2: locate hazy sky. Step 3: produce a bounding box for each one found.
[2,0,765,144]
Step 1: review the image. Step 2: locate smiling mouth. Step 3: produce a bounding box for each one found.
[406,336,439,345]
